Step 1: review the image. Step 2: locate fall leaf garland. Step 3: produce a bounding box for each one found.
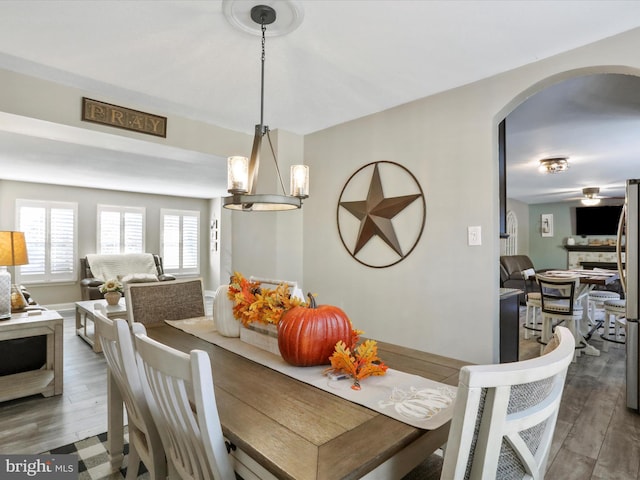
[227,272,305,326]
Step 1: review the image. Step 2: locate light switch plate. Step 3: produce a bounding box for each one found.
[468,226,482,246]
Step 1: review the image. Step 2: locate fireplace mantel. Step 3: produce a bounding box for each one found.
[564,245,620,252]
[564,244,624,269]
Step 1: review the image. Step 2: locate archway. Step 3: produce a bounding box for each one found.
[497,67,640,262]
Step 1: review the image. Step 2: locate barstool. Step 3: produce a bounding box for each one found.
[588,290,621,329]
[521,269,541,340]
[601,299,626,352]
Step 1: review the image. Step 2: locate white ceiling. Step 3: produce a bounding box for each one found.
[0,0,639,200]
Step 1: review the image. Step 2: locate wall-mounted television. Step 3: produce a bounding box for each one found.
[575,205,623,236]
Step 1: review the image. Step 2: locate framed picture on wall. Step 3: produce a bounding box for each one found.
[541,213,554,237]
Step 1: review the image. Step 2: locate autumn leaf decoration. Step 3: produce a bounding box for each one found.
[227,272,305,326]
[327,330,388,390]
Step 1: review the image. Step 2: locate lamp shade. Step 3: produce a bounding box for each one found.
[0,231,29,266]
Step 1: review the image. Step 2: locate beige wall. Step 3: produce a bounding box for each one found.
[299,27,640,364]
[1,27,639,363]
[0,179,210,305]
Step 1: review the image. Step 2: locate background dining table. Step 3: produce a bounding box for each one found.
[106,323,466,480]
[538,269,620,356]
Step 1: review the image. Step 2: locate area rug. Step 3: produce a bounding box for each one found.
[41,427,149,480]
[40,429,441,480]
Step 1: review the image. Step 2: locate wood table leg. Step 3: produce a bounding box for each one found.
[53,322,63,395]
[107,369,124,470]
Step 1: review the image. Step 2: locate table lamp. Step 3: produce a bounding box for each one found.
[0,231,29,320]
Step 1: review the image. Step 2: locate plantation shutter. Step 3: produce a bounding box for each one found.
[16,200,77,283]
[161,209,200,275]
[98,205,144,254]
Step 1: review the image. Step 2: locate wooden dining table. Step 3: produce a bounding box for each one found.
[538,269,620,356]
[106,323,466,480]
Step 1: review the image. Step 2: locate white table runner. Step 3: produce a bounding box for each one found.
[166,317,457,430]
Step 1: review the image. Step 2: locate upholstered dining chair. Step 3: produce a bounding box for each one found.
[126,278,205,328]
[536,274,583,360]
[440,326,574,480]
[133,331,236,480]
[93,312,166,480]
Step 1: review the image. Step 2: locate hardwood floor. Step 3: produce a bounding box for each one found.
[1,308,639,479]
[0,309,109,454]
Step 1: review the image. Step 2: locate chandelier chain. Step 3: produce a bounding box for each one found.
[259,21,266,129]
[260,13,286,195]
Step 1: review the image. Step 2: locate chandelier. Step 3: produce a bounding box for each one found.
[539,157,569,174]
[223,5,309,211]
[581,187,601,206]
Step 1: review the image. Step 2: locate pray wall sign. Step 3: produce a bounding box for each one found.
[81,97,167,138]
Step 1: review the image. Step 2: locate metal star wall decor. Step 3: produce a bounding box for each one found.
[337,161,426,268]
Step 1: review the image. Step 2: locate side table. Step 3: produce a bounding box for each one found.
[0,310,64,402]
[75,299,128,353]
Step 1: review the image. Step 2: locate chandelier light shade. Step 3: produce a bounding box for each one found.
[227,156,250,194]
[223,4,309,212]
[539,157,569,174]
[290,165,309,198]
[581,187,601,206]
[0,231,29,320]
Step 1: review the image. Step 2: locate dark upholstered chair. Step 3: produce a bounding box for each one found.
[500,255,551,304]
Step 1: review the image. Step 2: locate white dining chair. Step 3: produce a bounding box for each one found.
[134,331,236,480]
[440,326,574,480]
[94,312,166,480]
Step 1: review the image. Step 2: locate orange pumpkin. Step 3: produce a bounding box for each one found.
[278,293,353,367]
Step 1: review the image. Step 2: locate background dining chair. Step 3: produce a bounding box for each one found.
[536,274,583,360]
[126,278,205,328]
[440,326,574,480]
[134,331,236,480]
[521,268,542,340]
[94,312,166,480]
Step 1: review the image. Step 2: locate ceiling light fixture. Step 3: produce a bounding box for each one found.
[581,187,601,206]
[223,5,309,211]
[539,157,569,174]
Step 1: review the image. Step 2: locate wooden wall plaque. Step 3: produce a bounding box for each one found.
[81,97,167,138]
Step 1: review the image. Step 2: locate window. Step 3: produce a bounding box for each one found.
[161,209,199,275]
[97,205,145,254]
[16,199,77,284]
